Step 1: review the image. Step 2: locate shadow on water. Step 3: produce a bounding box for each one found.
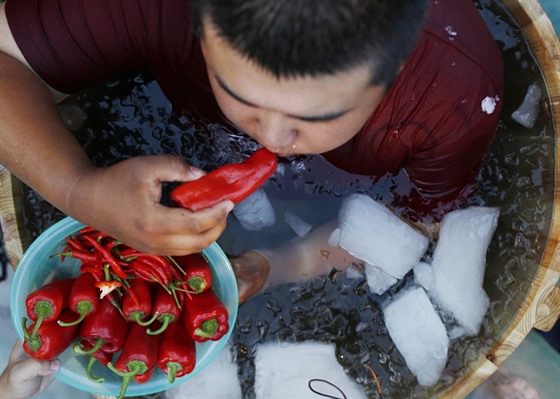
[4,0,555,397]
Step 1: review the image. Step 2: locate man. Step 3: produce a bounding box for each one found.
[0,0,502,302]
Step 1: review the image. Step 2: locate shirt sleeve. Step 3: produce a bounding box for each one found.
[5,0,193,94]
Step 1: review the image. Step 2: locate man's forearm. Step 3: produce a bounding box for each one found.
[0,53,93,217]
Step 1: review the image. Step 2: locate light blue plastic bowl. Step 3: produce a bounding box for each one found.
[11,217,238,397]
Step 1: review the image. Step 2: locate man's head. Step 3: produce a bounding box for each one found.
[192,0,429,86]
[192,0,430,156]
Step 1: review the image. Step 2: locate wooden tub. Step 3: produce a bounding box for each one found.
[0,0,558,397]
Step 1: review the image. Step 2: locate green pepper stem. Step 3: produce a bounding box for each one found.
[194,318,219,338]
[21,317,41,351]
[146,315,172,335]
[73,337,104,356]
[133,312,159,326]
[86,356,104,383]
[58,300,93,327]
[167,256,186,275]
[31,301,54,337]
[107,361,146,399]
[187,276,207,293]
[166,363,182,383]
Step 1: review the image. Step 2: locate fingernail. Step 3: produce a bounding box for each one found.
[50,359,61,371]
[190,167,205,178]
[225,201,234,213]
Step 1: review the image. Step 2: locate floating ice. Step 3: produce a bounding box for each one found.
[429,206,499,336]
[233,189,275,231]
[333,194,429,279]
[413,261,436,292]
[481,96,499,114]
[284,209,313,237]
[511,82,542,128]
[364,263,398,295]
[384,287,450,387]
[254,341,366,398]
[166,344,242,399]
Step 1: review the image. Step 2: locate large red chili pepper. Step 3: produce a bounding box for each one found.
[25,278,75,337]
[22,309,80,360]
[171,148,277,212]
[122,278,157,325]
[80,299,129,353]
[146,285,182,335]
[107,323,160,399]
[59,273,99,327]
[175,253,213,293]
[182,288,229,342]
[156,320,196,383]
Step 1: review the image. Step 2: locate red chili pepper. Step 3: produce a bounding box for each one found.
[25,278,75,337]
[82,235,128,280]
[80,299,129,353]
[59,273,99,327]
[107,323,160,399]
[146,285,182,335]
[22,309,80,360]
[171,148,277,212]
[182,288,229,342]
[175,253,213,293]
[156,320,196,383]
[53,249,97,263]
[122,278,157,325]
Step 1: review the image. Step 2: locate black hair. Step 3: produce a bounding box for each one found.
[191,0,430,87]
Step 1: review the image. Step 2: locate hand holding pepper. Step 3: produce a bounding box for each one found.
[60,156,233,256]
[0,341,60,399]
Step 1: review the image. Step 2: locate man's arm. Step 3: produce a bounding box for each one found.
[0,4,233,255]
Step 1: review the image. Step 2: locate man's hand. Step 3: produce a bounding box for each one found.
[66,155,234,255]
[0,341,60,399]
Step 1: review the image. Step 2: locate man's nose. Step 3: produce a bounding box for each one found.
[255,111,297,152]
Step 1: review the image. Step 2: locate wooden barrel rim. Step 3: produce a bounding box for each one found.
[0,1,558,397]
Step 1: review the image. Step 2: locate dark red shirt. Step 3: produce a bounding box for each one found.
[6,0,503,220]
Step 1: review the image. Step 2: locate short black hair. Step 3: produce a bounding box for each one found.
[191,0,430,87]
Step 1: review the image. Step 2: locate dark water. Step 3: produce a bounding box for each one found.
[4,0,556,397]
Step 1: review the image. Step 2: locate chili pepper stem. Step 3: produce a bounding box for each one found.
[30,301,54,337]
[58,301,94,327]
[107,361,146,399]
[187,276,207,293]
[146,315,172,335]
[167,256,186,275]
[166,363,182,383]
[21,317,41,351]
[73,337,104,356]
[133,312,159,326]
[194,318,219,339]
[86,356,105,383]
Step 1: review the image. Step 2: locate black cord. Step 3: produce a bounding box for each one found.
[308,378,347,399]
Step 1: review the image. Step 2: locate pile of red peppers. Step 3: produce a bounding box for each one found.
[21,227,230,399]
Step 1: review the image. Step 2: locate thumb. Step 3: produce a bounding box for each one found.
[146,155,206,183]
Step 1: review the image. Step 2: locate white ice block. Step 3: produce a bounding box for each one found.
[254,341,366,398]
[413,261,436,292]
[284,209,313,237]
[364,263,398,295]
[335,194,429,278]
[430,206,499,336]
[384,287,450,387]
[233,189,275,231]
[511,82,542,129]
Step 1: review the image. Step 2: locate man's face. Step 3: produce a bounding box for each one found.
[200,20,386,156]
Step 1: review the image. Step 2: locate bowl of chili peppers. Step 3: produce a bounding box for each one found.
[10,216,238,398]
